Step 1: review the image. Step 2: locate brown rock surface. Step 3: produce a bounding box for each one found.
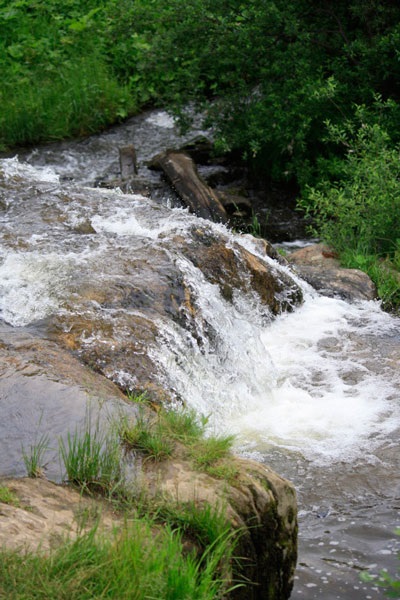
[145,456,297,600]
[288,243,377,301]
[45,225,303,400]
[0,478,119,552]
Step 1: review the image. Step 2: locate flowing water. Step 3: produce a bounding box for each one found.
[1,110,399,598]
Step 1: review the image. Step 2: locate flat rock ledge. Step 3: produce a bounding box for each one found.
[0,458,297,600]
[288,243,377,301]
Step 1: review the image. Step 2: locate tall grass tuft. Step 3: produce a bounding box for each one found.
[59,420,122,495]
[119,411,173,461]
[119,404,238,481]
[22,432,49,478]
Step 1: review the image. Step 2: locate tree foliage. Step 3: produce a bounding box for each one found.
[1,0,400,304]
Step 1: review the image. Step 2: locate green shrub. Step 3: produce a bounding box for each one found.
[302,116,400,258]
[299,112,400,308]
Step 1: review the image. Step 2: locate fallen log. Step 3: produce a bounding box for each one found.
[151,150,228,223]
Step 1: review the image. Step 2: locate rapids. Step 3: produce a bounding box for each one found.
[0,110,399,598]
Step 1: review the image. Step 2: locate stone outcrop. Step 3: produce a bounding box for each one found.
[0,478,120,553]
[145,457,297,600]
[46,224,303,401]
[288,243,377,301]
[0,321,297,599]
[0,322,137,480]
[0,455,297,600]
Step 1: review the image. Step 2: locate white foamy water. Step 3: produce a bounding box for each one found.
[2,120,398,600]
[153,260,399,465]
[0,156,59,184]
[91,202,189,239]
[145,110,175,128]
[1,157,398,468]
[0,251,84,326]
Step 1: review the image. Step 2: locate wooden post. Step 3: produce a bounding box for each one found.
[119,145,138,179]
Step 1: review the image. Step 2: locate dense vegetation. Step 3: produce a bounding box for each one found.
[1,0,399,306]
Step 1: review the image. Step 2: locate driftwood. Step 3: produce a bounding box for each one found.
[151,150,228,223]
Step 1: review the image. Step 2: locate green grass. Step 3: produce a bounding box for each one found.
[0,57,133,149]
[189,435,238,482]
[59,421,122,495]
[155,500,232,551]
[0,485,20,507]
[161,407,206,444]
[22,432,49,478]
[119,411,174,462]
[119,402,238,481]
[340,247,400,312]
[12,402,243,597]
[0,512,239,599]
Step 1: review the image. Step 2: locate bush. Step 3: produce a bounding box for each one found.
[301,115,400,258]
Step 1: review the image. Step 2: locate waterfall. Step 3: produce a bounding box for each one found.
[1,111,399,598]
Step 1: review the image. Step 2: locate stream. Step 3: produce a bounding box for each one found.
[1,109,399,599]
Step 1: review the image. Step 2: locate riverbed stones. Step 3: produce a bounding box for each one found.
[288,243,377,301]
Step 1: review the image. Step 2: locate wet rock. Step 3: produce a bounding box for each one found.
[71,219,96,234]
[45,226,302,400]
[288,243,377,301]
[0,323,133,479]
[180,225,303,314]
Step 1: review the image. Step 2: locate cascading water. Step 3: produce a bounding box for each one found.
[0,110,399,598]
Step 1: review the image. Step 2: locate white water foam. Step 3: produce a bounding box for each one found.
[153,261,399,465]
[145,110,175,129]
[91,203,186,240]
[0,156,59,184]
[1,156,398,466]
[0,251,80,326]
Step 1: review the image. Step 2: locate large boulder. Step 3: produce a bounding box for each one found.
[47,225,303,401]
[0,321,297,599]
[145,456,297,600]
[288,243,377,301]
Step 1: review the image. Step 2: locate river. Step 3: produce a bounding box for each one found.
[1,110,399,599]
